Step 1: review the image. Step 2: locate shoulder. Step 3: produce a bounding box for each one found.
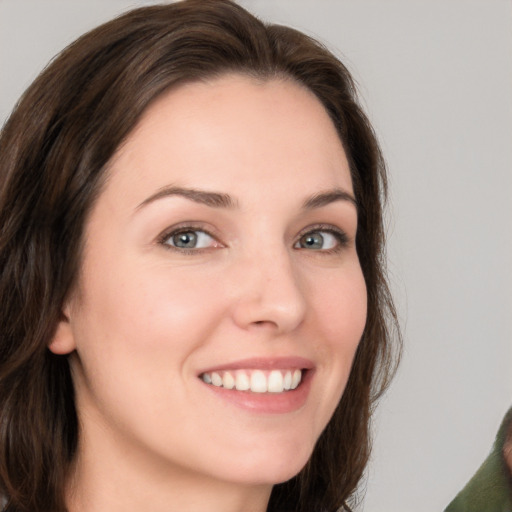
[444,407,512,512]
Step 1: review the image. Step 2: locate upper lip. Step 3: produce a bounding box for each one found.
[197,356,315,375]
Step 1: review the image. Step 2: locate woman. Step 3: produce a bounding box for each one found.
[0,1,400,511]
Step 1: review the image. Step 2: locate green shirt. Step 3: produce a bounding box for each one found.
[444,408,512,512]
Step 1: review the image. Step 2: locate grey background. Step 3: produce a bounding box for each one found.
[1,1,511,510]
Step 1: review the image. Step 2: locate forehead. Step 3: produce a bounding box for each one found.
[105,74,352,205]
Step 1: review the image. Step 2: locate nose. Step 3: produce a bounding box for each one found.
[229,249,307,334]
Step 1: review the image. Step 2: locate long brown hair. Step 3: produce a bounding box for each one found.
[0,1,400,511]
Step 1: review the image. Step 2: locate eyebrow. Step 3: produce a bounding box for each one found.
[301,189,357,210]
[136,185,356,211]
[136,186,238,210]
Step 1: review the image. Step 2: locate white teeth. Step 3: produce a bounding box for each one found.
[291,369,301,390]
[283,371,292,390]
[267,370,284,393]
[235,371,250,391]
[250,370,267,393]
[201,369,303,393]
[211,372,222,387]
[222,371,235,389]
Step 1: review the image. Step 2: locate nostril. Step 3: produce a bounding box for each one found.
[250,319,280,329]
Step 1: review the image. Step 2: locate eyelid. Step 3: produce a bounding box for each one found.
[157,222,224,253]
[294,223,351,251]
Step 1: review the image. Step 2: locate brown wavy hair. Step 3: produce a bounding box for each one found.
[0,1,400,511]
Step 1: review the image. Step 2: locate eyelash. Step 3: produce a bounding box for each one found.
[158,224,221,255]
[294,224,350,255]
[157,223,350,255]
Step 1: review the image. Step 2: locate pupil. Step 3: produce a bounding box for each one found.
[174,231,197,248]
[302,233,323,249]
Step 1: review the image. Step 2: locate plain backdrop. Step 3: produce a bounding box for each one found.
[1,1,511,511]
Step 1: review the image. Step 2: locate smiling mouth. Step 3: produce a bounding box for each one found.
[200,369,303,393]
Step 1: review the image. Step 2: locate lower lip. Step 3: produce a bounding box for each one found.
[200,370,314,414]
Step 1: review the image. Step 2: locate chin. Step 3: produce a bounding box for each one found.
[216,443,313,486]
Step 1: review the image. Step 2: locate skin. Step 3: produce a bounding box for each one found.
[505,429,512,479]
[49,74,367,512]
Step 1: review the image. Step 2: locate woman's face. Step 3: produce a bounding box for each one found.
[51,75,367,490]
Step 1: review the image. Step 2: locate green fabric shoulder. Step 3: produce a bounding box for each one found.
[444,408,512,512]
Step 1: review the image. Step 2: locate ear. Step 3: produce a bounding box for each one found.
[48,303,77,355]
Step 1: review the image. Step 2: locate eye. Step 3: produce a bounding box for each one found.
[161,228,219,251]
[294,228,348,252]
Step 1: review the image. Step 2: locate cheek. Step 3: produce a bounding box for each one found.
[307,262,367,410]
[69,259,226,426]
[293,262,367,441]
[312,264,367,350]
[71,257,230,390]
